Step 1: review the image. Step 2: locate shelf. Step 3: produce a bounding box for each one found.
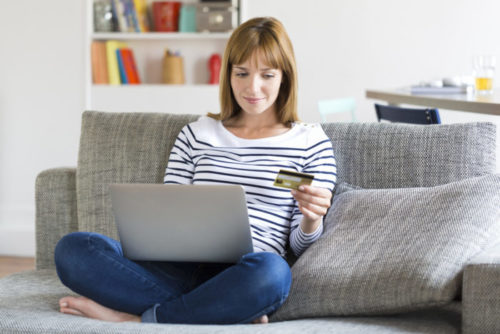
[92,83,219,88]
[91,32,232,40]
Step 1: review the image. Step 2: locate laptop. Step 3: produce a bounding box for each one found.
[109,183,254,263]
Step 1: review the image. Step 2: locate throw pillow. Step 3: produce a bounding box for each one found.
[271,174,500,320]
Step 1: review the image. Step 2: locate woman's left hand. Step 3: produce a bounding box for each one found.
[291,185,332,234]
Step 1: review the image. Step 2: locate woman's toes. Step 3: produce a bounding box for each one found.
[252,314,269,324]
[59,296,76,310]
[60,307,85,317]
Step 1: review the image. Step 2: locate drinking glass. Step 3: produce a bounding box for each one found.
[473,55,496,95]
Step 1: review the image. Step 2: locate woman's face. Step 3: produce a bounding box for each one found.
[230,51,283,117]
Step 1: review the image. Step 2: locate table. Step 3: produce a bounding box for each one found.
[365,88,500,116]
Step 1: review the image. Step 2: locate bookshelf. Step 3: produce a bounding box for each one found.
[85,0,247,114]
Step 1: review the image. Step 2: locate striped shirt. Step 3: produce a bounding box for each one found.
[164,116,337,257]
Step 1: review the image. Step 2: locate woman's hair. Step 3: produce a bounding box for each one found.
[207,17,299,123]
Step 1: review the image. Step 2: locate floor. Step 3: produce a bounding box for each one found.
[0,256,35,278]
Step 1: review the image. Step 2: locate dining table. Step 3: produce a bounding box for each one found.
[365,88,500,116]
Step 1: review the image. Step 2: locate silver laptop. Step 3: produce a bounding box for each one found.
[109,184,253,263]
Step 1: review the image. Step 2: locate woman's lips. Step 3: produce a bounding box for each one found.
[244,97,264,104]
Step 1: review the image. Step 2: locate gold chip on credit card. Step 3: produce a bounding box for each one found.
[273,169,314,190]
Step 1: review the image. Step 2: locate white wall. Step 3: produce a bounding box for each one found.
[0,0,499,256]
[243,0,500,121]
[0,1,86,255]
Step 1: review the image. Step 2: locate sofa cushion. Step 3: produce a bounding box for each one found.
[0,270,460,333]
[77,111,200,239]
[272,174,500,320]
[321,122,496,188]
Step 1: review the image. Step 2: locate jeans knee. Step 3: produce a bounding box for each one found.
[241,252,292,302]
[55,232,87,267]
[54,232,91,284]
[54,232,121,288]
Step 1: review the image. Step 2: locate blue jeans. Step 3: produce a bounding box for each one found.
[54,232,292,324]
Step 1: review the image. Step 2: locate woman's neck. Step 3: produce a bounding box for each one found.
[225,106,283,128]
[223,109,291,140]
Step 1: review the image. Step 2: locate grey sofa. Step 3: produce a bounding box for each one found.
[1,111,499,333]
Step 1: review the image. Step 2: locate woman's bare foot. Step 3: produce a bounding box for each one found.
[252,314,269,324]
[59,296,140,323]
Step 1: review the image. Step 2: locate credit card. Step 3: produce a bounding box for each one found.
[273,169,314,190]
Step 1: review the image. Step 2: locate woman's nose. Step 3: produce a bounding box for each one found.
[247,75,261,93]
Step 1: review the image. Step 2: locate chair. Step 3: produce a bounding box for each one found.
[375,103,441,124]
[318,97,356,122]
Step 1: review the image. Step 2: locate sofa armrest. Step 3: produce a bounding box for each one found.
[35,167,78,270]
[462,243,500,334]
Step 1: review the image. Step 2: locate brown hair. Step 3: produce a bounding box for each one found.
[207,17,299,123]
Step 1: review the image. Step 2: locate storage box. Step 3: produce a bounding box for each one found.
[196,2,238,32]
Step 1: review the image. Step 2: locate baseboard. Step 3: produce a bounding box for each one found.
[0,207,36,257]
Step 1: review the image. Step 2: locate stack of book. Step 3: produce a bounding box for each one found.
[410,86,470,94]
[410,77,473,95]
[91,40,141,85]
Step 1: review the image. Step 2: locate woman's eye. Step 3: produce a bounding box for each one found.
[263,74,275,79]
[235,72,248,77]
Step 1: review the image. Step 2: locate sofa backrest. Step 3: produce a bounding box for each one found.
[322,122,496,189]
[76,111,496,239]
[77,111,200,239]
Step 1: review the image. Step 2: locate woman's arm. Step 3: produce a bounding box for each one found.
[289,130,337,257]
[164,126,195,185]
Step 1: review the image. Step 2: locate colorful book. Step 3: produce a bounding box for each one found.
[91,41,109,84]
[120,48,141,84]
[129,0,140,32]
[121,0,136,32]
[105,40,128,85]
[116,49,128,84]
[111,0,128,32]
[132,0,150,32]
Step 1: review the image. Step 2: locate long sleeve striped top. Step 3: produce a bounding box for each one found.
[164,116,337,257]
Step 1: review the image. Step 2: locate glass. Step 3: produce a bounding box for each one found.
[473,55,496,95]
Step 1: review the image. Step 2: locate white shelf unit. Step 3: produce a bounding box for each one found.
[91,32,232,40]
[85,0,244,114]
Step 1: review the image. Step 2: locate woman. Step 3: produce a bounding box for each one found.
[54,17,337,325]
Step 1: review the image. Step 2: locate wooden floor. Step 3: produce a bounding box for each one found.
[0,256,35,278]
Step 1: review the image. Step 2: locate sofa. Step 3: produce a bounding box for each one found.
[1,111,499,333]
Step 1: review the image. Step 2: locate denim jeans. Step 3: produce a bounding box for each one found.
[54,232,292,324]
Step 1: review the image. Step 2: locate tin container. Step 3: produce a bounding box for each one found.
[196,2,238,32]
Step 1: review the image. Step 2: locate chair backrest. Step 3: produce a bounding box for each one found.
[318,97,356,122]
[375,104,441,124]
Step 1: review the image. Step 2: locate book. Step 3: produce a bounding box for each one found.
[91,41,109,84]
[128,0,141,32]
[106,40,128,85]
[410,86,470,95]
[121,0,137,32]
[111,0,128,32]
[120,48,141,84]
[132,0,150,32]
[116,49,128,84]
